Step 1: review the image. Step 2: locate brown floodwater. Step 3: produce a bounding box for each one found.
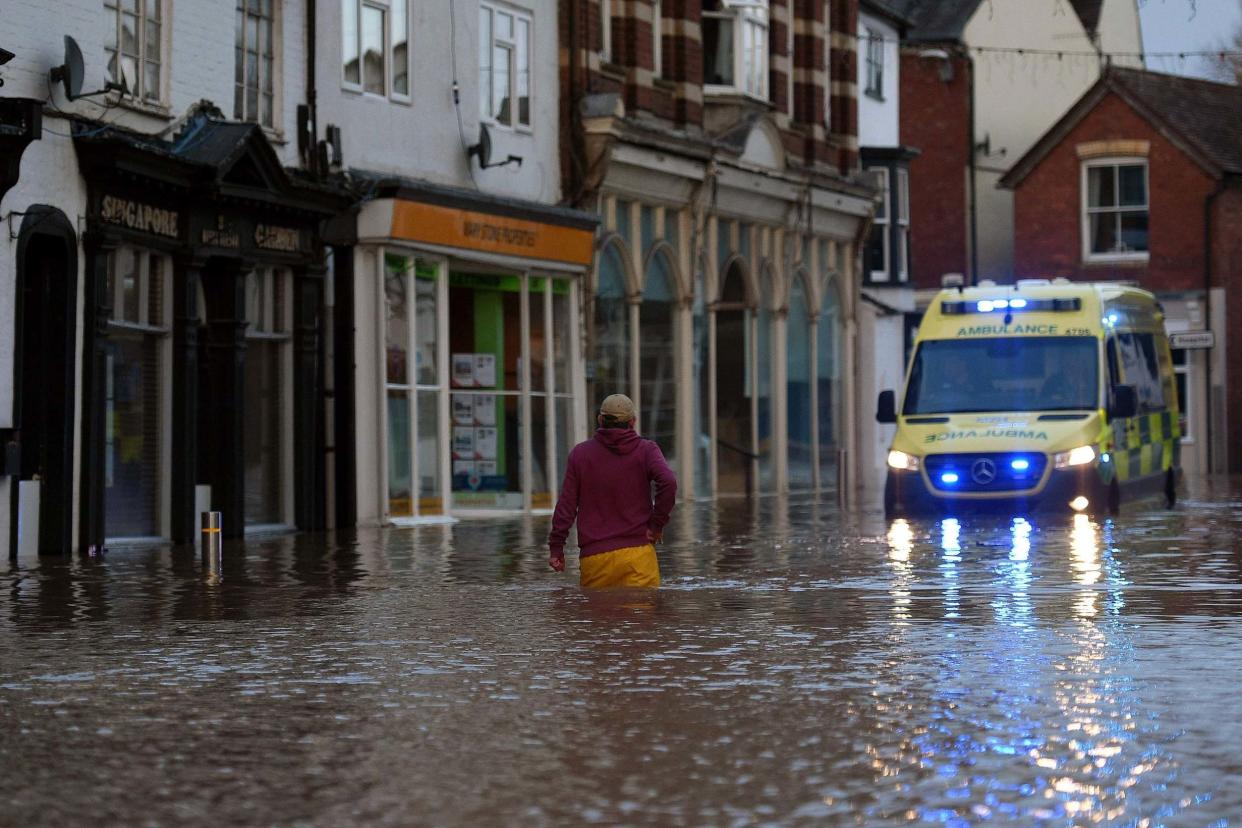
[3,478,1242,825]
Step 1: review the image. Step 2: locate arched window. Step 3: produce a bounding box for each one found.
[691,258,711,497]
[818,279,842,487]
[787,274,813,488]
[591,243,630,416]
[640,248,677,461]
[756,264,775,489]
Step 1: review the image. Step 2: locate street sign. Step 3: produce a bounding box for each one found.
[1170,331,1215,350]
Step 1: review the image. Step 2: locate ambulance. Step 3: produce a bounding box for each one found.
[877,279,1180,517]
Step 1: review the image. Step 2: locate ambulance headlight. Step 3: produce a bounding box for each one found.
[1053,445,1096,469]
[887,450,920,471]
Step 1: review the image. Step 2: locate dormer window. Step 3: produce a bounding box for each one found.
[703,0,769,99]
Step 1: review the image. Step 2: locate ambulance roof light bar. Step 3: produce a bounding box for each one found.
[940,297,1083,315]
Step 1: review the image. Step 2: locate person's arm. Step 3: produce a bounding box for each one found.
[548,450,580,570]
[646,443,678,543]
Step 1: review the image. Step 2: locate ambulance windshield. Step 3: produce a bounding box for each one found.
[903,336,1099,415]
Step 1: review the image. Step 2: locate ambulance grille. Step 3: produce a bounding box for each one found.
[925,453,1047,493]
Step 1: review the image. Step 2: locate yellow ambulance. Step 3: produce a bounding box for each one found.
[877,279,1180,517]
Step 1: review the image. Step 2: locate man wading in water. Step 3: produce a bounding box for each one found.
[548,394,678,587]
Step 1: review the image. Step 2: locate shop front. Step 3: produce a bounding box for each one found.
[348,181,596,523]
[73,108,347,546]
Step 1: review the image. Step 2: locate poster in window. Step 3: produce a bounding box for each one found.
[452,394,475,425]
[473,394,496,426]
[452,353,475,387]
[473,426,498,460]
[476,460,498,478]
[452,426,475,458]
[453,459,476,477]
[473,353,497,388]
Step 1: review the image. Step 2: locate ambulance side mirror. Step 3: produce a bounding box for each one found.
[1109,384,1138,420]
[876,390,897,424]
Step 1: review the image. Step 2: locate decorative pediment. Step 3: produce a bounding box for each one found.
[739,118,785,171]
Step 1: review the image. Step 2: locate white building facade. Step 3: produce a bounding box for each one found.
[0,0,349,559]
[316,0,598,523]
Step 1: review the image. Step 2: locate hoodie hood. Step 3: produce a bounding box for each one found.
[594,427,643,455]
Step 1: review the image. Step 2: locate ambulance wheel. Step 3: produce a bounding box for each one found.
[883,476,899,519]
[1164,469,1177,509]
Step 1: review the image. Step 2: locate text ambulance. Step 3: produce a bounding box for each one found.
[877,279,1180,516]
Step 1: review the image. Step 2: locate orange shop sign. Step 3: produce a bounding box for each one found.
[389,200,593,266]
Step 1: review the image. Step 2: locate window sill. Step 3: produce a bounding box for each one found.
[1083,254,1149,267]
[653,76,676,92]
[599,60,627,82]
[703,86,773,107]
[109,95,174,120]
[864,89,885,102]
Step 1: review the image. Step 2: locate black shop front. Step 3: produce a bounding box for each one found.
[73,108,347,547]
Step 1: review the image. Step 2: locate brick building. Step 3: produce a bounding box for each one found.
[559,0,877,500]
[1000,68,1242,475]
[891,0,1141,289]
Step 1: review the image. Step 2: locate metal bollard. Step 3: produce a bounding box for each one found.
[201,511,223,584]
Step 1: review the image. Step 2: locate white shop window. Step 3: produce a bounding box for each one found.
[104,247,171,541]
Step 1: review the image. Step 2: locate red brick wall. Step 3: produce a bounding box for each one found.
[559,0,858,199]
[1011,92,1216,292]
[1212,185,1242,470]
[899,51,971,290]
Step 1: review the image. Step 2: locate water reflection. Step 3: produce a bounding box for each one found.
[1,484,1241,823]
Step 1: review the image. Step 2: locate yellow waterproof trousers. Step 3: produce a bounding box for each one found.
[579,544,661,589]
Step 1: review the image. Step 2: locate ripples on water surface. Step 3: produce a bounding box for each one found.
[3,479,1242,825]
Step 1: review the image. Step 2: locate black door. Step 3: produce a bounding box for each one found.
[14,210,77,555]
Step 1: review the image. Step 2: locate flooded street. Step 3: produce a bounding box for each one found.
[4,480,1242,826]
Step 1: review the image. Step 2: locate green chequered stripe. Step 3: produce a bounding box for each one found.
[1116,409,1178,482]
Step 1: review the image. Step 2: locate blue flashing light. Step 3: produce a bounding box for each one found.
[1011,458,1031,472]
[977,300,994,312]
[994,299,1010,309]
[941,472,960,485]
[1009,298,1028,309]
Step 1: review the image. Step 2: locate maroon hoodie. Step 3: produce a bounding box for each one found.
[548,427,678,560]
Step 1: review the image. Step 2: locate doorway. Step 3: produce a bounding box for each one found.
[13,208,78,555]
[715,262,753,495]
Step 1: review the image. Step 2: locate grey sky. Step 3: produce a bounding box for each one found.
[1139,0,1242,79]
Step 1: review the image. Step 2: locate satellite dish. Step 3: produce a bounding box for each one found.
[50,36,84,100]
[467,123,522,170]
[50,35,127,101]
[468,123,493,168]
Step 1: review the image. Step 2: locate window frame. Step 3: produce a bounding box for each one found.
[652,0,663,78]
[243,266,295,529]
[1081,157,1150,263]
[864,26,883,99]
[703,0,770,101]
[867,166,890,282]
[104,0,167,106]
[600,0,612,62]
[895,167,909,283]
[103,246,172,542]
[341,0,412,103]
[823,1,832,130]
[234,0,282,130]
[479,1,533,131]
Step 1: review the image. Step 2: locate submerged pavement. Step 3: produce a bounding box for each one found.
[3,480,1242,825]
